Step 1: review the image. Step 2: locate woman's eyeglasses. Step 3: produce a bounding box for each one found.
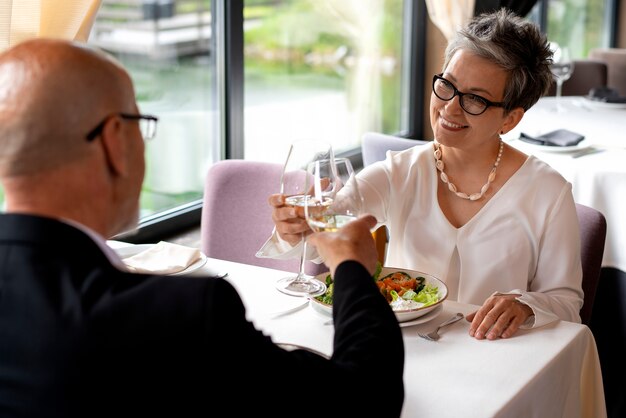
[432,74,505,116]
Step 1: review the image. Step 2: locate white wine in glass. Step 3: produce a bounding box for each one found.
[274,140,333,298]
[305,158,362,233]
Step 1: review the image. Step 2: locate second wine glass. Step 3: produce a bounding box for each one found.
[274,139,333,297]
[305,158,363,233]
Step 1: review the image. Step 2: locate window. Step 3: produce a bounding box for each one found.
[88,0,219,223]
[243,0,413,163]
[528,0,616,58]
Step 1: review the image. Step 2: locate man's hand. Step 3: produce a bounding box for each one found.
[307,214,378,276]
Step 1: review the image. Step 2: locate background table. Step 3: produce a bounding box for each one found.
[190,257,606,418]
[503,96,626,272]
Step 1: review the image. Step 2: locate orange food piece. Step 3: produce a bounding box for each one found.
[377,272,417,302]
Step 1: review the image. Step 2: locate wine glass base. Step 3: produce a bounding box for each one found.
[275,275,327,297]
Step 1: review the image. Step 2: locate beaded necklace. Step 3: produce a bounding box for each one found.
[433,139,504,201]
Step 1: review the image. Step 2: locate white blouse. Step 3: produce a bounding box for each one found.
[258,143,584,328]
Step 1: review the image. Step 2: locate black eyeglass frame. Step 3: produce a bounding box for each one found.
[86,113,159,142]
[432,74,506,116]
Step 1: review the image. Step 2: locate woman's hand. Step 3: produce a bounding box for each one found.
[467,294,534,340]
[269,193,312,246]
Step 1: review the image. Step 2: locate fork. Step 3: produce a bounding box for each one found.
[418,312,464,341]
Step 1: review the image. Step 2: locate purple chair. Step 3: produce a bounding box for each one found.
[576,203,607,325]
[200,159,326,275]
[361,132,426,166]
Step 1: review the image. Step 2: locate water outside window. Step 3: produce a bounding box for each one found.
[243,0,408,163]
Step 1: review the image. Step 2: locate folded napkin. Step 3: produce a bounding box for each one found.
[123,241,202,274]
[586,86,626,103]
[519,129,585,147]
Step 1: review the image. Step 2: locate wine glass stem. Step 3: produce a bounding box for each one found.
[556,80,563,100]
[295,238,308,281]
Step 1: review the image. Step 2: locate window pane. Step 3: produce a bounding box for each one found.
[88,0,219,219]
[545,0,614,58]
[243,0,408,162]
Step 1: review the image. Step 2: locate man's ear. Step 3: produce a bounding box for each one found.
[99,116,128,177]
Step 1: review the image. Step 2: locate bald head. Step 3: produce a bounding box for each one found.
[0,39,135,177]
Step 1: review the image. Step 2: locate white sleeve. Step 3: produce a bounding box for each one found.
[513,184,584,328]
[256,229,323,263]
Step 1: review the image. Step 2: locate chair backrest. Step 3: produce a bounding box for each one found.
[589,48,626,96]
[200,159,326,275]
[576,203,607,325]
[546,59,608,96]
[361,132,427,167]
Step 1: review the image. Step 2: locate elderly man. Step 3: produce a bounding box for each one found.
[0,39,403,417]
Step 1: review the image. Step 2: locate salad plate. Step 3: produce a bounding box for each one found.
[310,267,448,322]
[114,244,208,276]
[398,304,443,327]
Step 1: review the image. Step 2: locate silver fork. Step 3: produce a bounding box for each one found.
[418,313,464,341]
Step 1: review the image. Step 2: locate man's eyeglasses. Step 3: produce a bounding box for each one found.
[86,113,159,142]
[432,74,506,116]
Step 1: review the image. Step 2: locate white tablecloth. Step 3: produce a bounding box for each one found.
[503,96,626,272]
[190,257,606,418]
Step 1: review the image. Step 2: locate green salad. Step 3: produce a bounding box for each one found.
[315,263,440,310]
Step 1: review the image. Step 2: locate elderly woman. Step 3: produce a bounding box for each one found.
[259,9,583,340]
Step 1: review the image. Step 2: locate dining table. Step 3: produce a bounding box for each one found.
[501,95,625,416]
[183,255,607,418]
[502,95,626,273]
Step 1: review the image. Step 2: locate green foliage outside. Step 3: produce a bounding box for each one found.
[547,0,607,58]
[244,0,404,134]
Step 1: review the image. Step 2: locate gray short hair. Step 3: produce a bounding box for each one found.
[443,9,553,111]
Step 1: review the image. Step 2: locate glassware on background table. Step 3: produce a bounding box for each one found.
[549,42,575,113]
[274,139,333,297]
[304,157,363,233]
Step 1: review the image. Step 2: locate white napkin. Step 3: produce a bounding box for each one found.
[122,241,202,274]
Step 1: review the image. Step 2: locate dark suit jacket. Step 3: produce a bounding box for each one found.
[0,214,404,417]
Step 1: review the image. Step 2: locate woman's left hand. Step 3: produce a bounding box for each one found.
[466,294,534,340]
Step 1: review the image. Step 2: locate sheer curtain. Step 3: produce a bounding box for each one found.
[425,0,476,41]
[0,0,101,52]
[315,0,387,136]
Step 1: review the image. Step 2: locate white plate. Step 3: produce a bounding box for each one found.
[310,267,448,323]
[275,343,330,359]
[581,97,626,109]
[114,243,208,276]
[517,138,591,154]
[397,304,443,327]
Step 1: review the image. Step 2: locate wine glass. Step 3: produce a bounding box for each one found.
[550,42,575,112]
[274,139,333,297]
[304,158,363,233]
